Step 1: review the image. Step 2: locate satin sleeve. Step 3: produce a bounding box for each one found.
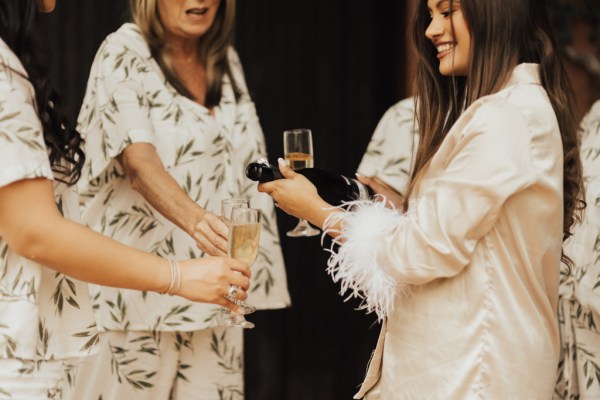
[379,101,536,283]
[326,99,538,318]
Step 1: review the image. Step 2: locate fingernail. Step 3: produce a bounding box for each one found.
[355,173,362,178]
[277,157,285,165]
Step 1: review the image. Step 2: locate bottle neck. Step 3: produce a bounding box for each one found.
[350,178,371,200]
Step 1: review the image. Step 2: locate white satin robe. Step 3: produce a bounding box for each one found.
[332,64,563,399]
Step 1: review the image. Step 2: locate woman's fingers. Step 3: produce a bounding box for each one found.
[227,258,251,279]
[277,157,296,178]
[193,214,228,255]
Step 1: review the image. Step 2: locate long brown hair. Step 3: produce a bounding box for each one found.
[409,0,584,267]
[129,0,241,108]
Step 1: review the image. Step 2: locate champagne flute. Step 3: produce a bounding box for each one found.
[220,198,255,321]
[283,129,320,237]
[221,198,250,224]
[225,207,261,329]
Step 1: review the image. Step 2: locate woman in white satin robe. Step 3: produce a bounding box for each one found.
[257,0,584,398]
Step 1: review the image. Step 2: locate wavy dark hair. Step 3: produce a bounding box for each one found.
[409,0,584,268]
[0,0,84,185]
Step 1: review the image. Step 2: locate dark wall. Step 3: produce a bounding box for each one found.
[38,1,410,399]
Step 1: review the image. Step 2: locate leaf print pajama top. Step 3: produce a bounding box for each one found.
[0,38,98,362]
[76,23,290,333]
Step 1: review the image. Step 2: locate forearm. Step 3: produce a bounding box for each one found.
[120,143,205,237]
[305,198,343,238]
[129,163,204,236]
[0,178,170,293]
[26,216,169,292]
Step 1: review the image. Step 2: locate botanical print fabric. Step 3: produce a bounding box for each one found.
[0,38,98,361]
[77,23,290,332]
[555,100,600,399]
[357,97,417,194]
[0,358,64,399]
[63,327,244,400]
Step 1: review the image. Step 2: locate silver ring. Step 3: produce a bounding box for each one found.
[228,286,239,298]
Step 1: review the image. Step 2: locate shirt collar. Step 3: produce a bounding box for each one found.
[503,63,542,89]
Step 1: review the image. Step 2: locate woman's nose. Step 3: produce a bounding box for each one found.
[425,17,444,41]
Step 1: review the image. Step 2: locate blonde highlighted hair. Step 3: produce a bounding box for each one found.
[129,0,241,107]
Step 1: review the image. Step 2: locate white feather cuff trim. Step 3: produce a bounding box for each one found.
[323,198,411,322]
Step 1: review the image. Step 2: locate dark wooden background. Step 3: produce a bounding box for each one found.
[37,1,411,399]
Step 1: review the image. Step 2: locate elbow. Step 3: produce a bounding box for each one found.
[128,172,143,194]
[7,222,53,263]
[125,165,146,195]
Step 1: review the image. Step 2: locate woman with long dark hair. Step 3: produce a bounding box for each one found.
[258,0,584,398]
[0,1,250,397]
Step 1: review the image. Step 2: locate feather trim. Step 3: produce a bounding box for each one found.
[323,197,411,321]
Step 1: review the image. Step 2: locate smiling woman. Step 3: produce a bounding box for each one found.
[256,0,584,398]
[425,0,471,76]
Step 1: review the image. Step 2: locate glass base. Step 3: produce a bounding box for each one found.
[287,219,320,237]
[224,315,255,329]
[219,297,256,329]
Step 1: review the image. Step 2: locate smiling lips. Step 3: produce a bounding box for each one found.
[436,42,455,59]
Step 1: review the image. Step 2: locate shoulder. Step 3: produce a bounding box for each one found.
[0,40,37,115]
[226,46,245,78]
[390,97,416,115]
[581,100,600,137]
[580,100,600,162]
[467,83,557,142]
[386,97,417,129]
[0,39,29,90]
[89,23,155,82]
[225,46,251,98]
[96,23,152,64]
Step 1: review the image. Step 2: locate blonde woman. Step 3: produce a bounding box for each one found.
[65,0,290,399]
[0,0,250,398]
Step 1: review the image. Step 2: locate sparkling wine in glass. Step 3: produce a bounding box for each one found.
[226,207,261,329]
[283,129,320,237]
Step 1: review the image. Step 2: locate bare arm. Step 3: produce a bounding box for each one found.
[118,142,228,256]
[356,174,406,209]
[0,178,250,311]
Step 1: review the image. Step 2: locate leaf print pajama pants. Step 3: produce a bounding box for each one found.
[62,326,244,400]
[0,358,64,400]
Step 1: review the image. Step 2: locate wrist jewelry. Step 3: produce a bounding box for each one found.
[161,259,180,295]
[169,260,181,296]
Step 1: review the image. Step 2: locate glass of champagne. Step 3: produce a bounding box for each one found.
[220,199,255,321]
[283,129,320,237]
[225,207,261,329]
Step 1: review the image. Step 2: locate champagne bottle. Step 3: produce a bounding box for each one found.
[245,159,374,205]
